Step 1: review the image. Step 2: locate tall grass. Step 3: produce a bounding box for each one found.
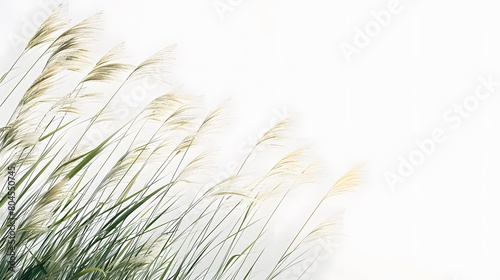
[0,6,362,280]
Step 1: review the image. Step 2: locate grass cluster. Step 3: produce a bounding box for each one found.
[0,6,362,280]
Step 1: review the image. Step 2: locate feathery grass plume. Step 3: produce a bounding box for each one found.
[0,11,361,280]
[44,13,102,73]
[302,214,344,245]
[20,64,60,106]
[266,147,310,179]
[50,44,132,119]
[291,162,324,187]
[0,9,97,109]
[142,92,197,122]
[168,98,227,155]
[175,149,217,184]
[206,174,255,199]
[45,35,94,73]
[129,234,168,266]
[82,43,134,83]
[0,5,66,85]
[257,117,292,148]
[51,12,103,49]
[257,161,323,202]
[236,117,293,175]
[197,99,231,135]
[266,166,363,279]
[162,101,204,133]
[26,5,68,51]
[98,146,150,191]
[18,178,69,241]
[50,88,101,115]
[129,45,177,82]
[326,165,365,198]
[228,148,313,202]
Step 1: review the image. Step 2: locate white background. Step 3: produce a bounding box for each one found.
[1,0,500,279]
